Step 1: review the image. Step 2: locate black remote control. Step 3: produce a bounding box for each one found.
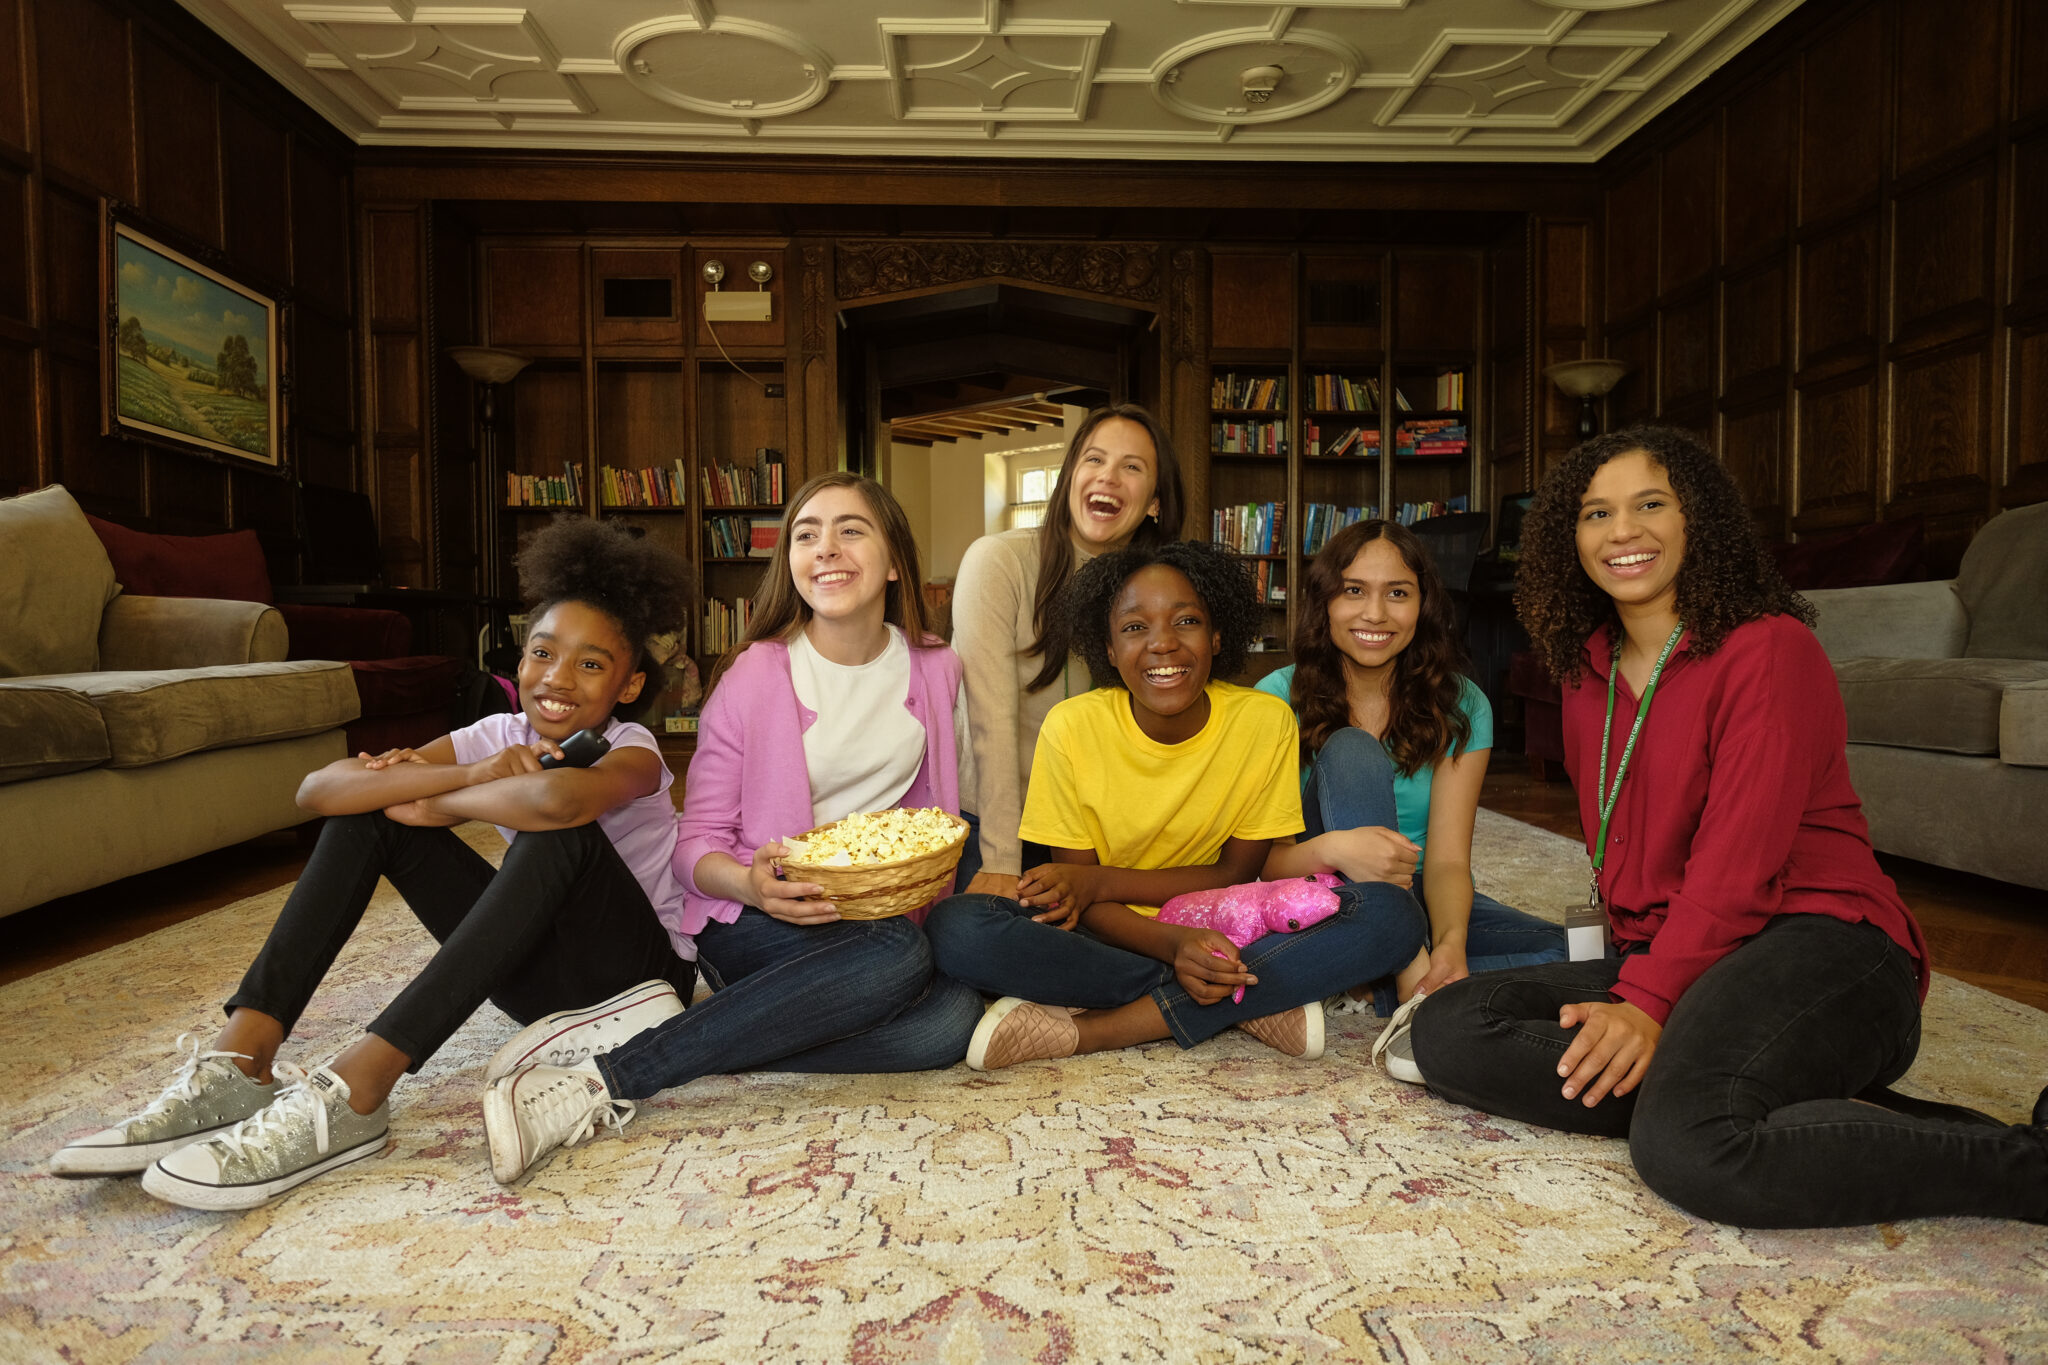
[538,728,611,769]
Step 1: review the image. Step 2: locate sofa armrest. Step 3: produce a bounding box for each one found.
[98,594,289,669]
[1805,580,1967,661]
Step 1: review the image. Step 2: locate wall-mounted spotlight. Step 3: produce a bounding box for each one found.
[747,260,773,287]
[701,259,727,288]
[703,256,771,323]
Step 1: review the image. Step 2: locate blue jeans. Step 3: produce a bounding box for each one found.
[923,881,1427,1048]
[1305,727,1566,1013]
[595,909,983,1101]
[1410,914,2048,1227]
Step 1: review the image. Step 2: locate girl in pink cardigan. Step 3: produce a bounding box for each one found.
[481,473,982,1182]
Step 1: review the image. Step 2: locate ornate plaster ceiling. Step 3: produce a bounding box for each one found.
[178,0,1802,162]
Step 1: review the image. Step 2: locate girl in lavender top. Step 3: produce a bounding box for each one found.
[52,517,696,1210]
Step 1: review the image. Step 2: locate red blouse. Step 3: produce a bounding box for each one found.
[1561,613,1927,1024]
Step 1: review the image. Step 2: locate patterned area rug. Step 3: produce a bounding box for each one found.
[3,813,2043,1363]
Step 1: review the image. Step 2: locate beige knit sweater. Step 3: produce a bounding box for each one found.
[951,527,1095,877]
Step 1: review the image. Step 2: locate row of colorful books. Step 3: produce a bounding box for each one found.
[1393,496,1471,526]
[701,595,756,655]
[600,461,687,508]
[1304,422,1382,458]
[1301,503,1378,556]
[1212,501,1286,556]
[1211,372,1288,412]
[506,462,585,508]
[1210,420,1286,456]
[1395,419,1468,457]
[1308,373,1381,413]
[1248,559,1285,607]
[703,449,786,507]
[705,513,779,559]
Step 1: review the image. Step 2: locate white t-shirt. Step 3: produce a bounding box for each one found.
[788,625,927,826]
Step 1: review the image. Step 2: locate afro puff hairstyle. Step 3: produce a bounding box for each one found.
[1065,539,1264,690]
[514,516,693,721]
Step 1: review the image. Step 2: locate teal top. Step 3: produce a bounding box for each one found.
[1253,665,1493,856]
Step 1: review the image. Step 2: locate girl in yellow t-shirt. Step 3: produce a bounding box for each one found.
[924,540,1430,1069]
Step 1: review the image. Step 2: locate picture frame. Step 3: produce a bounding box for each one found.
[102,205,286,470]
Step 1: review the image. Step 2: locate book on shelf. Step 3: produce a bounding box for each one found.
[702,448,786,507]
[1308,373,1381,413]
[1210,501,1286,556]
[600,459,688,509]
[1434,371,1467,410]
[1301,503,1379,556]
[1394,419,1468,458]
[506,461,585,508]
[700,595,755,656]
[1209,419,1286,457]
[748,516,780,559]
[703,513,757,559]
[1393,496,1471,527]
[1209,372,1288,412]
[1305,422,1382,458]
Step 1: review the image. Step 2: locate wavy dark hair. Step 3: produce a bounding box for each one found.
[1289,519,1471,776]
[1067,540,1262,691]
[1516,424,1813,686]
[515,515,693,722]
[1026,403,1186,692]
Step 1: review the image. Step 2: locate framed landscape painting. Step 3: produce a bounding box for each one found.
[103,210,284,468]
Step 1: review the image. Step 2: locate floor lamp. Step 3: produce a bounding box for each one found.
[448,345,531,661]
[1543,359,1631,439]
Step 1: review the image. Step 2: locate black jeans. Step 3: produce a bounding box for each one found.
[1409,913,2048,1227]
[228,812,693,1071]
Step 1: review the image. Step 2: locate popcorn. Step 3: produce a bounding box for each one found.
[782,807,961,867]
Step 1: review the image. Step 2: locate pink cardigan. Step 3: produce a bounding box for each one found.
[666,635,965,947]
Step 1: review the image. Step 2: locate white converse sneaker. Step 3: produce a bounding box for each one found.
[482,1061,635,1184]
[1373,990,1429,1085]
[51,1034,275,1177]
[141,1064,389,1210]
[484,979,684,1083]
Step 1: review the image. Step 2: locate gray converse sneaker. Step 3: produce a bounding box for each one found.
[483,979,684,1083]
[483,1061,635,1184]
[140,1064,389,1210]
[50,1034,275,1177]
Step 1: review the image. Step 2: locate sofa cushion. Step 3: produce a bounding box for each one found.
[2002,680,2048,768]
[1835,657,2048,755]
[87,515,274,604]
[32,661,361,767]
[0,486,120,678]
[1956,501,2048,661]
[0,680,111,784]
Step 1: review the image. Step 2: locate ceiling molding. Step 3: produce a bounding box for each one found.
[179,0,1806,163]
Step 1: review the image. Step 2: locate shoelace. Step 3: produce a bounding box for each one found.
[209,1062,320,1161]
[524,1072,635,1151]
[132,1034,254,1122]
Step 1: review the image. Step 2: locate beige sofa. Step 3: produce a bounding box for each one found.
[1806,501,2048,892]
[0,486,361,917]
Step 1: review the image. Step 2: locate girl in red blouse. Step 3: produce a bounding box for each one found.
[1408,425,2046,1227]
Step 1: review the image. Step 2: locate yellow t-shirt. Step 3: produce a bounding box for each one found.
[1019,681,1305,916]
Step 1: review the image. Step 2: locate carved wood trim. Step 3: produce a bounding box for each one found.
[834,239,1160,305]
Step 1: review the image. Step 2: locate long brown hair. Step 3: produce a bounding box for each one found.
[1515,425,1813,686]
[1289,519,1472,777]
[1025,403,1185,691]
[710,472,934,690]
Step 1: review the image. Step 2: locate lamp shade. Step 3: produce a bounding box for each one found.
[448,346,531,385]
[1543,358,1631,399]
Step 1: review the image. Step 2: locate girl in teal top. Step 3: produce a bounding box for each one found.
[1260,519,1564,1078]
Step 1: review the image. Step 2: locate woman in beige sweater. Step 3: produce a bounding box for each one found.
[950,403,1185,896]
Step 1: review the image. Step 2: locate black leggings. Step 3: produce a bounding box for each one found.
[1409,914,2048,1228]
[227,812,693,1071]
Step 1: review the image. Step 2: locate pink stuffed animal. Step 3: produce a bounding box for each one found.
[1157,874,1344,1002]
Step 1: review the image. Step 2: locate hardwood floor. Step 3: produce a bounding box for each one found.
[4,779,2044,1014]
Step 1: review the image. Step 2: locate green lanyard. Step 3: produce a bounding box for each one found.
[1590,621,1685,899]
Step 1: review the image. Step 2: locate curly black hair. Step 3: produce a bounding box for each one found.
[514,516,693,720]
[1515,424,1813,686]
[1065,539,1263,690]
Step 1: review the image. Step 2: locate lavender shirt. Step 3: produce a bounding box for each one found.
[448,712,690,959]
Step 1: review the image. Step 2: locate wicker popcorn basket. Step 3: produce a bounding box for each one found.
[778,811,970,920]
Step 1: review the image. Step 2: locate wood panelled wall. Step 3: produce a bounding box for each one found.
[1596,0,2043,571]
[1,0,356,569]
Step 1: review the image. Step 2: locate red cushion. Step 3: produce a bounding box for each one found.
[1771,518,1926,591]
[347,655,465,718]
[277,603,412,662]
[87,515,273,604]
